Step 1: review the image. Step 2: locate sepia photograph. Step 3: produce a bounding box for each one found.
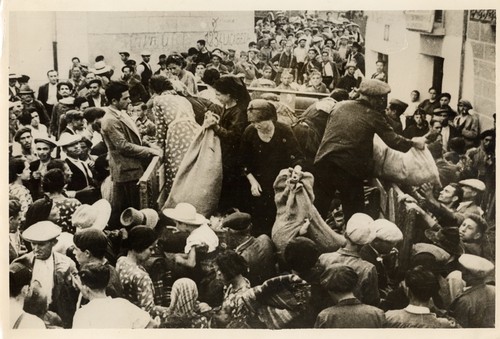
[3,0,498,336]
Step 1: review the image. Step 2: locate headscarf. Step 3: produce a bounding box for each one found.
[168,278,199,315]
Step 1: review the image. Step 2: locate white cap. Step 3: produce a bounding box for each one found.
[459,254,494,276]
[345,213,375,245]
[373,219,403,243]
[459,179,486,192]
[22,221,61,242]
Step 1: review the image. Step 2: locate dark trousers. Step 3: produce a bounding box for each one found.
[313,159,365,222]
[110,180,140,229]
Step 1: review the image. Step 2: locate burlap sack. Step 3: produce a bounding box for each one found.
[271,167,345,259]
[164,128,222,217]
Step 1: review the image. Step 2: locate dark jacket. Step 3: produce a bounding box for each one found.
[37,83,62,114]
[449,283,495,328]
[86,93,108,107]
[315,99,413,178]
[65,158,91,191]
[235,235,278,286]
[315,298,385,328]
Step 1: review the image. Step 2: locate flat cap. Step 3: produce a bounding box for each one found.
[373,219,403,243]
[458,99,473,109]
[58,133,82,147]
[459,179,486,192]
[345,213,375,245]
[221,212,251,231]
[459,254,494,276]
[358,79,391,96]
[312,36,323,43]
[9,73,21,80]
[34,136,57,149]
[119,51,130,57]
[22,221,61,242]
[345,61,357,69]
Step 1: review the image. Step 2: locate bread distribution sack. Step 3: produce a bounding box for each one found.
[164,127,222,217]
[373,134,441,186]
[272,167,345,259]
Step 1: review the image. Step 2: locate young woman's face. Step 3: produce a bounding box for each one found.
[167,63,182,76]
[311,74,322,86]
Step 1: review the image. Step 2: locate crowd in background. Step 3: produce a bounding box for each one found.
[8,10,495,329]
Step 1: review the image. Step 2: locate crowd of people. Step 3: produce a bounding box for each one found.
[8,10,495,329]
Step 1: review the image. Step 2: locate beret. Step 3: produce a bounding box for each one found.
[480,129,495,139]
[14,127,32,142]
[222,212,252,231]
[459,179,486,192]
[459,254,494,276]
[119,51,130,56]
[358,79,391,96]
[345,213,375,245]
[22,221,61,242]
[88,79,102,87]
[373,219,403,243]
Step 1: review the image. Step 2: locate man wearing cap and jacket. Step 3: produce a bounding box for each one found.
[27,137,57,199]
[319,213,380,306]
[12,221,79,328]
[137,51,153,89]
[18,84,51,128]
[314,79,426,221]
[453,99,479,149]
[222,212,278,286]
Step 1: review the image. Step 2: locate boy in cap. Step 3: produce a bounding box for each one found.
[385,266,459,328]
[453,99,479,149]
[319,213,380,306]
[222,211,277,286]
[12,221,79,328]
[457,178,485,216]
[315,264,385,328]
[448,254,495,327]
[9,263,46,328]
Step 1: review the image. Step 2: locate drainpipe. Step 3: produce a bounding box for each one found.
[458,10,468,100]
[52,12,58,71]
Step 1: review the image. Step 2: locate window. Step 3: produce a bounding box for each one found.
[432,56,444,94]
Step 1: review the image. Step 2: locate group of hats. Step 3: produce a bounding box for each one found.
[345,213,403,245]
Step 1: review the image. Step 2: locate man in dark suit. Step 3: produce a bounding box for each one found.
[86,79,108,107]
[100,82,161,221]
[37,70,61,116]
[59,134,93,192]
[28,137,57,200]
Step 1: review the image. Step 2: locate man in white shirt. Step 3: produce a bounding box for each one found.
[37,70,60,114]
[12,221,79,328]
[73,263,157,328]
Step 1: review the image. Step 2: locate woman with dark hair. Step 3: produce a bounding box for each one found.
[212,250,254,328]
[150,75,200,192]
[198,68,222,107]
[9,199,27,263]
[205,76,251,211]
[240,99,304,236]
[42,168,81,233]
[116,226,169,322]
[9,157,33,223]
[166,54,198,95]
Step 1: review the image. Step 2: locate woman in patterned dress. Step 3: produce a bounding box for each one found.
[150,75,201,193]
[9,157,33,223]
[116,226,170,323]
[42,168,81,234]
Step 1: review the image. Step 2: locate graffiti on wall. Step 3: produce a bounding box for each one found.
[470,10,496,25]
[204,17,254,48]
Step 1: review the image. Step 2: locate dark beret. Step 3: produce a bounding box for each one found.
[358,79,391,96]
[88,79,102,87]
[222,212,252,231]
[480,129,495,139]
[14,127,32,142]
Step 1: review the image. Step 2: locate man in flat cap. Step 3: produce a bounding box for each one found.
[18,84,51,128]
[137,51,153,89]
[346,41,365,75]
[385,99,408,135]
[222,212,277,286]
[315,264,386,328]
[449,254,495,327]
[12,221,79,328]
[13,127,37,162]
[27,137,57,199]
[360,219,403,297]
[457,179,485,216]
[59,134,93,192]
[319,213,380,306]
[314,79,426,220]
[119,51,130,65]
[453,99,479,149]
[50,82,75,138]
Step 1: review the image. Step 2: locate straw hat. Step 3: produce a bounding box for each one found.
[163,203,207,225]
[72,199,112,231]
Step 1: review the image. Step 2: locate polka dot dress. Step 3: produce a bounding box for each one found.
[152,93,201,192]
